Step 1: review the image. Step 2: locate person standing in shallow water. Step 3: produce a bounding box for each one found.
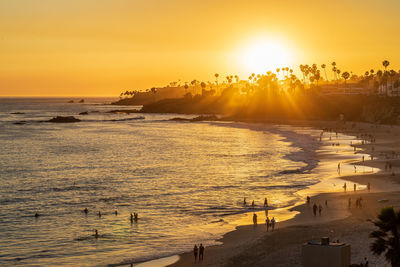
[266,216,270,232]
[199,244,204,260]
[253,213,257,226]
[264,197,268,207]
[193,244,198,262]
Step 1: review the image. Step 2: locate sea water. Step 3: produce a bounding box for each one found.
[0,97,329,266]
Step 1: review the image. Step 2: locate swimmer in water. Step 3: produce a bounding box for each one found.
[94,229,99,239]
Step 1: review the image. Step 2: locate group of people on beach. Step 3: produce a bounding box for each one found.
[243,197,269,208]
[193,244,204,262]
[252,213,276,231]
[307,196,325,216]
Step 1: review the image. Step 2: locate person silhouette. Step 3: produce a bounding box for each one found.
[271,217,276,231]
[266,216,270,232]
[253,213,257,226]
[199,244,204,260]
[264,197,268,207]
[193,244,198,262]
[94,229,99,239]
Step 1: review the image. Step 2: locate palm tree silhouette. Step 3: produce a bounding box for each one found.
[321,64,327,81]
[370,206,400,266]
[382,60,390,73]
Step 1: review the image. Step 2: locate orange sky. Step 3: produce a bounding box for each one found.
[1,0,400,96]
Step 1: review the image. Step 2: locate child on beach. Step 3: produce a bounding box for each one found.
[253,213,257,226]
[271,217,276,231]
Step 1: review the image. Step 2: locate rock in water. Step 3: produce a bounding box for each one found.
[48,116,81,123]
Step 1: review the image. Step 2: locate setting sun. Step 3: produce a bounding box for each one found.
[240,38,293,74]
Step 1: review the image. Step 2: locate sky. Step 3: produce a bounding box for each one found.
[1,0,400,96]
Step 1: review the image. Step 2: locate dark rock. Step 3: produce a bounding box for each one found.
[79,99,85,103]
[13,121,26,125]
[107,109,139,114]
[79,111,89,115]
[48,116,81,123]
[68,100,74,103]
[10,112,25,114]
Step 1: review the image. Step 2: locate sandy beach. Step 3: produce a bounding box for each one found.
[167,121,400,267]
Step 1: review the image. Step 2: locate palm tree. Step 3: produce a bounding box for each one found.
[321,64,327,81]
[383,60,390,73]
[370,206,400,266]
[342,72,350,86]
[276,68,280,79]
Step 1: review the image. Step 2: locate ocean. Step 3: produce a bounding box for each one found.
[0,97,333,266]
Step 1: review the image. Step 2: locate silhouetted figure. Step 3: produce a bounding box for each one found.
[367,182,371,192]
[94,229,99,239]
[264,197,268,207]
[362,156,364,162]
[243,197,247,205]
[130,213,134,223]
[348,198,351,208]
[343,182,347,192]
[325,200,328,206]
[134,213,138,222]
[271,217,276,231]
[354,183,356,192]
[98,211,101,218]
[266,217,270,232]
[312,204,317,216]
[34,213,40,218]
[199,244,204,260]
[364,257,369,267]
[251,200,255,208]
[115,210,118,215]
[193,244,198,262]
[306,196,310,205]
[83,208,88,215]
[354,165,357,173]
[253,213,257,226]
[318,204,322,216]
[337,163,341,174]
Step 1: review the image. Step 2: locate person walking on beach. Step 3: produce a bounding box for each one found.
[193,244,198,262]
[271,217,276,231]
[306,196,310,205]
[264,197,268,207]
[243,197,247,205]
[199,244,204,260]
[266,217,270,232]
[253,213,257,226]
[354,183,356,192]
[251,200,255,208]
[348,198,351,209]
[318,204,322,216]
[313,203,317,216]
[367,182,371,192]
[343,182,347,192]
[337,163,341,174]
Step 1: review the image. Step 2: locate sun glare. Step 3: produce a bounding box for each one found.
[240,38,293,74]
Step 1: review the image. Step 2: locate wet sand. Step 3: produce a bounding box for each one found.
[168,121,400,267]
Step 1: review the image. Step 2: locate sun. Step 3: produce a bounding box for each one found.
[240,38,293,74]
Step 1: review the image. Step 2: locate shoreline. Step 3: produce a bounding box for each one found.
[122,120,382,267]
[164,120,400,267]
